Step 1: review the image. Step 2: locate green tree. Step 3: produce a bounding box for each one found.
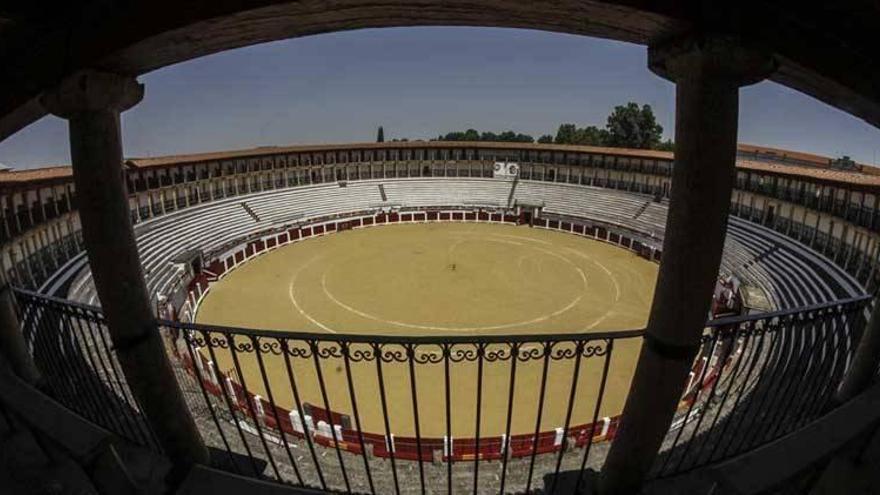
[604,102,663,149]
[554,124,578,144]
[537,134,554,144]
[496,130,534,143]
[462,129,480,141]
[555,124,607,146]
[655,139,675,152]
[377,126,385,143]
[574,126,608,146]
[434,129,534,143]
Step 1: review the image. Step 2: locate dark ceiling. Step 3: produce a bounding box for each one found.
[1,1,879,141]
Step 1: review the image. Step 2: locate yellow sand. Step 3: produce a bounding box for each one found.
[196,222,657,437]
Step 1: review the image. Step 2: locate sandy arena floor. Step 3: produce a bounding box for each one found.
[196,222,657,437]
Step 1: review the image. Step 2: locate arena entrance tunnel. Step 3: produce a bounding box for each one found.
[3,3,880,494]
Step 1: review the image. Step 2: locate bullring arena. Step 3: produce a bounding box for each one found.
[196,221,656,438]
[3,142,876,493]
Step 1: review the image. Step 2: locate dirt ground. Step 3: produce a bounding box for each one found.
[196,222,657,437]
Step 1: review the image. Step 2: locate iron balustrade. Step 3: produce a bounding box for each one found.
[650,294,873,478]
[13,289,161,451]
[164,320,642,495]
[11,288,874,494]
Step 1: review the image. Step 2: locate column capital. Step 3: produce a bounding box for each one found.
[41,70,143,118]
[649,35,777,87]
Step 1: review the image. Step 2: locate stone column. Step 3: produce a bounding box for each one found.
[41,71,208,476]
[835,301,880,404]
[598,37,774,495]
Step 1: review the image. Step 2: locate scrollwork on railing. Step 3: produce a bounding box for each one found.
[227,333,256,353]
[182,329,207,348]
[256,338,283,356]
[376,343,408,364]
[448,344,480,363]
[412,346,444,365]
[281,339,313,359]
[550,341,583,361]
[582,340,611,358]
[342,343,376,363]
[208,333,231,350]
[311,340,343,360]
[12,285,874,494]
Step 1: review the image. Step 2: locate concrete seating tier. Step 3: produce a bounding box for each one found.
[40,178,862,312]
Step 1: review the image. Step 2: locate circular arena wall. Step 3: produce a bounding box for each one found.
[4,160,874,492]
[50,177,864,445]
[193,220,658,437]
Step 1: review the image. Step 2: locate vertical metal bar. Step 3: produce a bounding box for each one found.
[472,343,485,495]
[794,308,837,426]
[51,305,115,431]
[107,312,162,448]
[575,339,613,490]
[549,341,584,495]
[204,332,260,476]
[726,316,788,455]
[688,322,751,470]
[374,343,401,495]
[444,343,453,495]
[24,301,67,405]
[675,327,739,472]
[749,314,803,446]
[228,333,281,480]
[499,343,519,495]
[99,310,162,449]
[657,332,717,476]
[253,336,304,485]
[280,339,326,490]
[309,340,351,493]
[12,296,49,395]
[16,298,58,400]
[406,344,426,495]
[762,311,818,442]
[79,306,154,447]
[694,323,757,467]
[63,305,139,442]
[798,306,846,427]
[708,323,767,463]
[525,342,551,493]
[341,342,376,495]
[32,302,79,412]
[777,309,826,436]
[182,328,239,473]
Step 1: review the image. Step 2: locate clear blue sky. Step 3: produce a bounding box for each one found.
[2,27,879,169]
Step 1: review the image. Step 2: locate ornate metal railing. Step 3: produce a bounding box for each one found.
[650,295,872,478]
[164,321,643,494]
[13,289,161,450]
[11,288,874,494]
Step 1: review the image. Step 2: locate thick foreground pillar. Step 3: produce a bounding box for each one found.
[599,37,773,494]
[41,71,208,476]
[835,300,880,404]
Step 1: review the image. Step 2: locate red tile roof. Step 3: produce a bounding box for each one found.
[2,142,878,190]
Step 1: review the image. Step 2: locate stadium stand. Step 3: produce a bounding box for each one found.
[47,178,861,314]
